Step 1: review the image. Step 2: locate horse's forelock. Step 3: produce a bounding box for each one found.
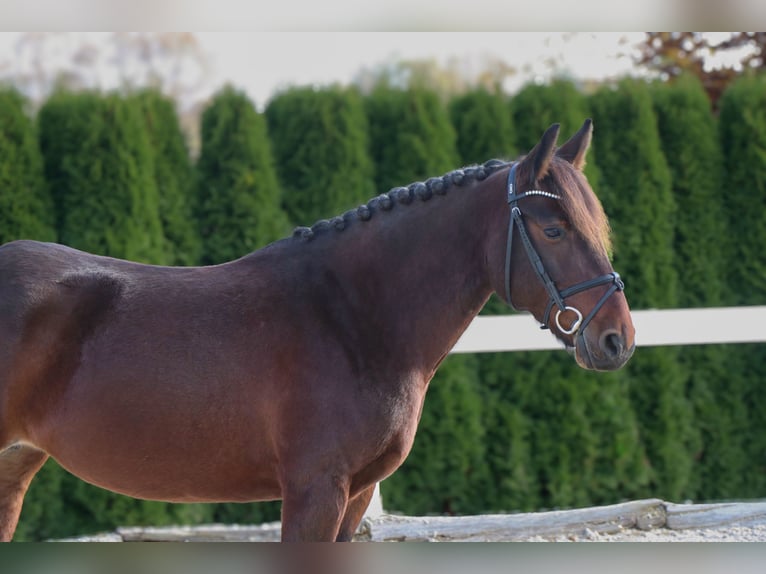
[549,159,613,259]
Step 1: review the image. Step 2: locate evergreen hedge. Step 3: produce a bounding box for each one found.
[365,84,459,193]
[590,79,698,502]
[449,87,516,166]
[650,74,747,500]
[133,89,201,266]
[38,91,167,263]
[195,86,289,265]
[718,74,766,497]
[265,86,376,225]
[0,87,56,244]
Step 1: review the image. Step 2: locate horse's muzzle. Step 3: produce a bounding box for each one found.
[568,328,636,371]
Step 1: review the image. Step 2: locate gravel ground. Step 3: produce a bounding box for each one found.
[522,523,766,542]
[61,523,766,542]
[57,499,766,542]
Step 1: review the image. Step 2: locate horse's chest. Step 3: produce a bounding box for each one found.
[360,384,427,474]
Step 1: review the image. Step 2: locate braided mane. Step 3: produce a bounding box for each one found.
[292,159,510,242]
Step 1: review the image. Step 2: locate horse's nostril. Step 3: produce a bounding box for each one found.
[600,330,623,359]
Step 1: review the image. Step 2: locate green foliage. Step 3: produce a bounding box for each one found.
[449,87,516,165]
[718,74,766,306]
[195,86,290,264]
[38,91,166,263]
[718,75,766,497]
[589,80,677,308]
[133,89,201,265]
[590,79,698,501]
[650,75,725,307]
[365,85,459,192]
[0,87,56,243]
[207,501,281,526]
[650,74,745,502]
[265,86,376,225]
[474,359,538,511]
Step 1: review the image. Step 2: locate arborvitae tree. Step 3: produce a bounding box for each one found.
[590,79,698,501]
[38,91,167,263]
[718,74,766,497]
[365,84,459,193]
[133,89,201,265]
[265,86,376,226]
[651,75,725,307]
[474,355,538,511]
[719,75,766,307]
[382,355,488,515]
[0,87,56,244]
[195,86,290,265]
[449,87,516,166]
[651,74,746,500]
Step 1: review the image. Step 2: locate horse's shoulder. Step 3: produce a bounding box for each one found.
[0,241,128,316]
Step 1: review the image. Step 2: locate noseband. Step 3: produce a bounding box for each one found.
[503,163,625,336]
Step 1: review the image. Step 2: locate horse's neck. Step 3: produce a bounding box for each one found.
[328,181,501,382]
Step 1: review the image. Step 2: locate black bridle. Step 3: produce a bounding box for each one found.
[503,162,625,337]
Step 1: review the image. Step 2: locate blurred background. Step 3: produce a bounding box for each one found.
[1,29,765,541]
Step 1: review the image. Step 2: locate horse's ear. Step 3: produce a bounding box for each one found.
[556,118,593,171]
[523,123,560,184]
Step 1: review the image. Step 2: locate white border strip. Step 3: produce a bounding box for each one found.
[450,306,766,353]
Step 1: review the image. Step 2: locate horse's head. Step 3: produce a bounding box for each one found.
[492,119,635,371]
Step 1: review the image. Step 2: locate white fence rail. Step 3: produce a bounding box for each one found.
[365,305,766,518]
[451,305,766,353]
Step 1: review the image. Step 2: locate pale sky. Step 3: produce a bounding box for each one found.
[0,32,646,109]
[194,33,645,107]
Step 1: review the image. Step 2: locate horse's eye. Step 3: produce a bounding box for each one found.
[544,227,563,239]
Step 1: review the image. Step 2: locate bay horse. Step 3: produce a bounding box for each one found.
[0,119,635,542]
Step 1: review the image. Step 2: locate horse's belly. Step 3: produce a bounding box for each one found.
[46,433,283,503]
[32,388,284,503]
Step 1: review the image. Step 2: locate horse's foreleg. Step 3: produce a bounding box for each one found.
[0,444,48,542]
[335,484,375,542]
[280,474,350,542]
